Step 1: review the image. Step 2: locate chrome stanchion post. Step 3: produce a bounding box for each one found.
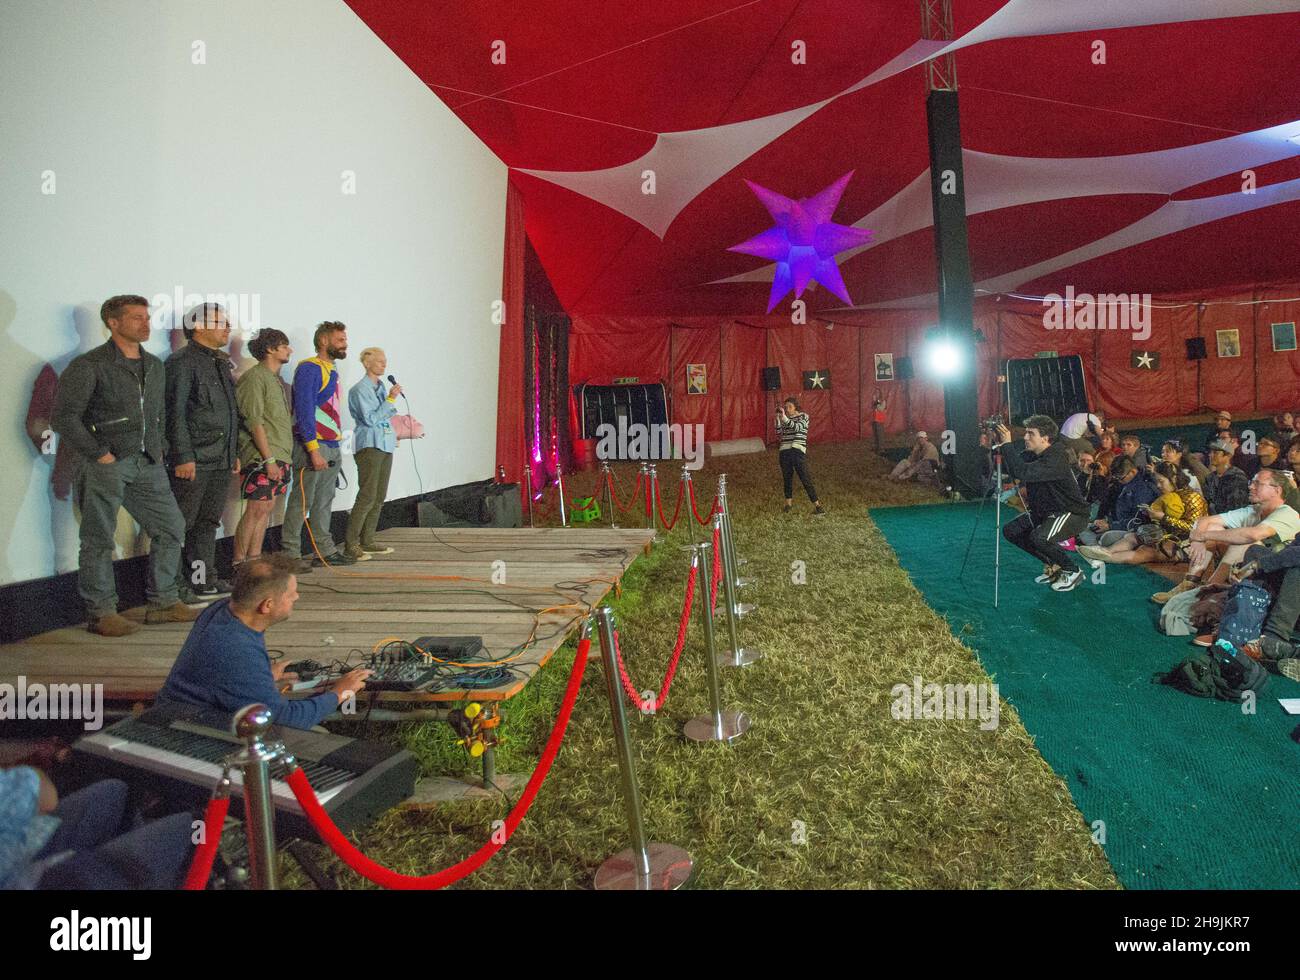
[524,459,535,528]
[227,704,282,890]
[592,611,693,890]
[648,464,662,544]
[714,511,761,667]
[639,463,651,530]
[557,459,569,528]
[603,460,619,529]
[681,465,695,545]
[716,475,755,619]
[684,542,751,743]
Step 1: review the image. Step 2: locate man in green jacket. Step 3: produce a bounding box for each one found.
[51,295,198,636]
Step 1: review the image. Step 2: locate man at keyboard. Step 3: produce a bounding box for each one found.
[157,554,371,729]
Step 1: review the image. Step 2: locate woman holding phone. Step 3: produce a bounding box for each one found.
[775,396,824,515]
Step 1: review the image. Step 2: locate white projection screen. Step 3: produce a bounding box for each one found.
[0,0,507,586]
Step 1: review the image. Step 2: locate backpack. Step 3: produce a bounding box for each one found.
[1216,580,1274,651]
[1155,641,1270,701]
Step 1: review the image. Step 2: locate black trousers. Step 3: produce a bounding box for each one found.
[1261,566,1300,645]
[170,467,233,587]
[779,448,818,501]
[1003,511,1087,574]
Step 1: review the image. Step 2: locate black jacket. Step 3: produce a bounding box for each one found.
[165,341,239,470]
[52,340,166,464]
[1000,438,1090,523]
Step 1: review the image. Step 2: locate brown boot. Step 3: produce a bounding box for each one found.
[145,602,202,625]
[88,613,140,637]
[1151,579,1197,604]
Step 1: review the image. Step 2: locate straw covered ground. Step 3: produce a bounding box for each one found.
[285,440,1118,889]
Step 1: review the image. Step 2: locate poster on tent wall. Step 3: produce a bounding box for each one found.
[1272,322,1297,352]
[874,353,894,381]
[1217,329,1241,358]
[686,363,708,394]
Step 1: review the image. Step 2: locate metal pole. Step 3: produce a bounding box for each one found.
[229,704,281,890]
[557,460,568,528]
[524,459,535,527]
[592,611,693,889]
[715,511,761,667]
[604,461,619,529]
[715,477,755,620]
[681,465,695,545]
[648,464,661,543]
[640,463,651,530]
[718,474,750,581]
[684,542,751,744]
[994,449,1002,609]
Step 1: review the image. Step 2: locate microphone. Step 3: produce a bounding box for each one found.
[387,374,408,400]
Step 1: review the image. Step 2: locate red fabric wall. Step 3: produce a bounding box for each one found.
[562,282,1300,446]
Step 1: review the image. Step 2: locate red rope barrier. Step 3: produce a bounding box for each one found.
[286,637,591,889]
[687,480,719,526]
[654,477,684,531]
[710,522,723,611]
[606,470,641,513]
[182,795,230,890]
[611,560,698,712]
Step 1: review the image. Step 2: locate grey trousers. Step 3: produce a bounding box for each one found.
[346,447,393,549]
[73,453,184,618]
[281,443,341,558]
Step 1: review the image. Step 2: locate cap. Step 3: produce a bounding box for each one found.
[1208,439,1234,454]
[1215,410,1233,421]
[916,431,928,440]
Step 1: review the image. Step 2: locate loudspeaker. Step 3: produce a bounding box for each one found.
[1004,355,1089,427]
[1185,337,1207,361]
[761,367,781,391]
[417,480,521,528]
[894,356,914,381]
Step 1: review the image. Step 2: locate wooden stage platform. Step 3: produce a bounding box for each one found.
[0,526,656,707]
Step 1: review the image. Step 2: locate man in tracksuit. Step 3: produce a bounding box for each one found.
[280,320,357,572]
[165,303,241,602]
[993,414,1092,592]
[51,295,198,636]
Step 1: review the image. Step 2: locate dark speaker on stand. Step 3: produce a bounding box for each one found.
[1185,337,1207,361]
[761,366,781,391]
[895,356,914,381]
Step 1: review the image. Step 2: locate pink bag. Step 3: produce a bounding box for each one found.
[391,414,425,441]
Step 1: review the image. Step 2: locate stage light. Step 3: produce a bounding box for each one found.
[923,335,963,378]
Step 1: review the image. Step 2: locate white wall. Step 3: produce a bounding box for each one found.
[0,0,506,586]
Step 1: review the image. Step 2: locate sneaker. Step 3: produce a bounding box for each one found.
[1076,545,1110,563]
[360,544,394,555]
[1050,568,1084,592]
[1280,657,1300,683]
[88,613,140,637]
[342,547,373,562]
[1258,635,1297,664]
[145,602,201,625]
[280,554,313,575]
[1034,565,1061,585]
[178,586,214,608]
[195,578,233,598]
[1192,633,1215,648]
[314,551,358,567]
[1151,579,1196,604]
[812,505,826,517]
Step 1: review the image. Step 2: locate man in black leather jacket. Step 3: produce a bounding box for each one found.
[51,295,195,636]
[165,304,241,601]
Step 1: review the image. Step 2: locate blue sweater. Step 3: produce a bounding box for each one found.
[1113,474,1158,528]
[157,600,338,730]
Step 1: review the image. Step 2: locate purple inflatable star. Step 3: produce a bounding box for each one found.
[728,171,873,313]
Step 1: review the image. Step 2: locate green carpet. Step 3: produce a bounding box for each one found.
[871,501,1300,889]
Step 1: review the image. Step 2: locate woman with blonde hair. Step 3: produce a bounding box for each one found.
[345,347,403,559]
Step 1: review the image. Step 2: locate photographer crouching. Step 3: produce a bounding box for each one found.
[992,415,1092,592]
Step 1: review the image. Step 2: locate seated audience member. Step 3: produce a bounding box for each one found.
[1239,434,1282,480]
[1158,439,1206,493]
[1058,412,1100,458]
[1273,411,1296,447]
[0,769,194,889]
[1074,448,1109,508]
[1079,456,1156,547]
[1096,431,1120,456]
[1231,537,1300,675]
[1078,462,1206,565]
[889,430,941,484]
[1152,468,1300,603]
[233,328,295,564]
[1119,434,1151,471]
[157,554,372,730]
[1202,439,1250,514]
[1204,410,1233,453]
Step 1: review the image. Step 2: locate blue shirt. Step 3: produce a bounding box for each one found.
[1114,473,1158,527]
[0,767,59,889]
[157,599,339,730]
[348,376,398,454]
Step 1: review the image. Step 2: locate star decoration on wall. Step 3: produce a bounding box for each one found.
[729,171,873,313]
